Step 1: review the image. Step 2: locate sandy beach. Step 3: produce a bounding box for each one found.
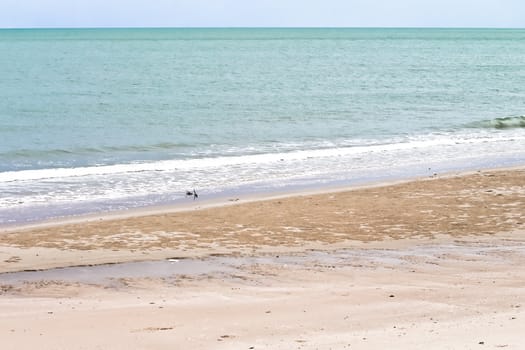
[1,167,524,349]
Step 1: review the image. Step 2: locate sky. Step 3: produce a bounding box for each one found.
[0,0,523,28]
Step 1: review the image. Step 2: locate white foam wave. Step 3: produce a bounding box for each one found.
[1,128,525,225]
[0,130,523,183]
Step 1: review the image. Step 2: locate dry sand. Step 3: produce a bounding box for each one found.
[0,168,524,349]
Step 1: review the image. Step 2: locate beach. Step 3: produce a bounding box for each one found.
[1,26,525,350]
[1,167,524,349]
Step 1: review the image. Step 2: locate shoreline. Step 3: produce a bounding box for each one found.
[3,163,524,233]
[1,164,524,273]
[2,153,525,229]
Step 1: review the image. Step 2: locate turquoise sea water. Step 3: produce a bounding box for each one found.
[1,28,524,224]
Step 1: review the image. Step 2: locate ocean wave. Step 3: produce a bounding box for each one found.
[1,131,522,184]
[1,128,524,225]
[0,142,194,160]
[469,116,525,129]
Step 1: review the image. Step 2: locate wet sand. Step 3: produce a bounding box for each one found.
[0,167,524,349]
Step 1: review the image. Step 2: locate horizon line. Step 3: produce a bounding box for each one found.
[1,25,524,30]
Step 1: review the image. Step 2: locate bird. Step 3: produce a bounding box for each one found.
[186,189,198,200]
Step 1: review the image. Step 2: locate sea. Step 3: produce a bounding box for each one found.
[1,28,524,226]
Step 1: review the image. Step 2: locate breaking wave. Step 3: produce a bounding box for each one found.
[470,116,525,129]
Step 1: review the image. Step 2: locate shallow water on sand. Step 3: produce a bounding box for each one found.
[2,242,524,287]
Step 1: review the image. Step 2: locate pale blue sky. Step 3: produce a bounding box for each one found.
[0,0,523,28]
